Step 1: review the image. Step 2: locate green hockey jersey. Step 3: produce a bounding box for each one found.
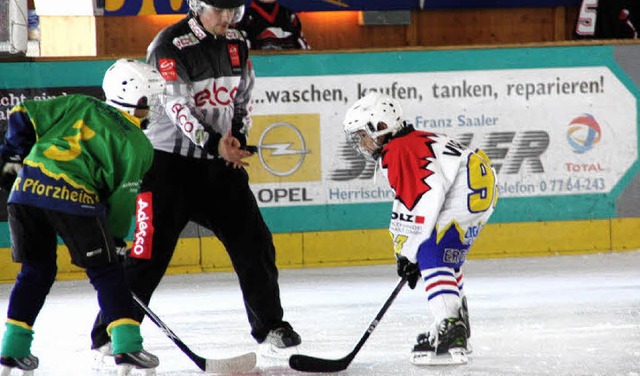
[3,94,153,239]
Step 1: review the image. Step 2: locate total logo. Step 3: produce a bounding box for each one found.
[247,114,321,183]
[567,114,601,154]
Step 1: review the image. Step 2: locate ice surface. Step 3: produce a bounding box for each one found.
[0,251,639,375]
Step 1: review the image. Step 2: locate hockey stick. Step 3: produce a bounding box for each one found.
[132,293,257,373]
[289,277,407,372]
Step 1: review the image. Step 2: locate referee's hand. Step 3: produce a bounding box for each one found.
[218,130,253,168]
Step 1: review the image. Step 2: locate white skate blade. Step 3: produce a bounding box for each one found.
[117,364,156,376]
[0,365,34,376]
[92,350,116,370]
[410,348,468,366]
[117,364,134,376]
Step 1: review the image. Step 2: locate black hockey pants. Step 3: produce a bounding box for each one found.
[8,204,134,328]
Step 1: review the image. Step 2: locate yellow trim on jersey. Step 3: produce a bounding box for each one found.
[8,105,27,115]
[435,220,465,244]
[22,160,98,194]
[6,319,32,330]
[106,318,141,336]
[117,109,142,129]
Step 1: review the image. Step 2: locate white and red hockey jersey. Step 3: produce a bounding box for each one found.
[380,128,498,267]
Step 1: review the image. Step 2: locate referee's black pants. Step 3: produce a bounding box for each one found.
[91,150,285,349]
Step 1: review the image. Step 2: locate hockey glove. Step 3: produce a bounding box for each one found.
[396,255,420,289]
[0,153,23,192]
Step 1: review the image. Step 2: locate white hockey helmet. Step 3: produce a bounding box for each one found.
[342,92,405,161]
[188,0,245,23]
[102,59,166,123]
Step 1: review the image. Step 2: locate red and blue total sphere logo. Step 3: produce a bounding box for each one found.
[567,114,601,154]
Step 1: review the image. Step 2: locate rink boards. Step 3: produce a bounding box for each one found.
[0,44,639,281]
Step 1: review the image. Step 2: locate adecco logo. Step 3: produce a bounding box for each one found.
[246,114,321,183]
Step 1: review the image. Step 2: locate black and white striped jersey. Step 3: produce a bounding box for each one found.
[146,13,254,159]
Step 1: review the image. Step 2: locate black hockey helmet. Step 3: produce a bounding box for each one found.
[188,0,245,22]
[202,0,244,7]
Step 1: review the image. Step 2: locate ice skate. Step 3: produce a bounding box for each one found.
[258,323,301,360]
[115,349,158,376]
[409,318,468,366]
[0,354,38,376]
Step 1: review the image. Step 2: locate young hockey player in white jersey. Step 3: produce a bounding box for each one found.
[343,92,498,365]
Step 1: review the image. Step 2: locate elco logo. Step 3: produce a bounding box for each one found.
[257,122,310,176]
[194,81,238,107]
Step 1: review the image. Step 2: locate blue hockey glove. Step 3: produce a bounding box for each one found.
[396,255,420,289]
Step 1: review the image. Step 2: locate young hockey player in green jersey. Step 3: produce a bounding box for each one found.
[0,59,165,375]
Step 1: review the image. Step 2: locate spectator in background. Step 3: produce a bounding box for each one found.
[236,0,310,50]
[575,0,638,39]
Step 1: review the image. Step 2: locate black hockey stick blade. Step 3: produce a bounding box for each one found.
[289,277,407,372]
[132,293,257,373]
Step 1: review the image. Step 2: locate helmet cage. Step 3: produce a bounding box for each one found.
[188,0,245,23]
[145,93,166,125]
[344,123,380,162]
[342,93,404,161]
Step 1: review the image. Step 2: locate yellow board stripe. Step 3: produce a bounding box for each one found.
[0,219,638,283]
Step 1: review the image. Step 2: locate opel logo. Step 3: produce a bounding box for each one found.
[257,122,311,177]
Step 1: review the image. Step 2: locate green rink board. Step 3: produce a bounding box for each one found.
[0,45,637,249]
